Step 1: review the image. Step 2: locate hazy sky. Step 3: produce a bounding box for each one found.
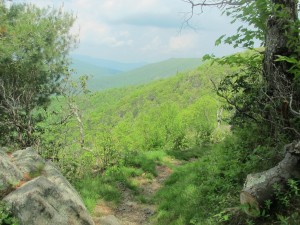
[15,0,246,63]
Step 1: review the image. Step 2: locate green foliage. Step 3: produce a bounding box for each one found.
[74,174,122,212]
[125,150,166,176]
[167,145,209,161]
[216,0,271,48]
[38,60,229,176]
[0,201,19,225]
[276,54,300,77]
[0,3,76,147]
[212,48,300,144]
[154,126,282,225]
[73,150,166,212]
[215,50,264,123]
[213,0,300,141]
[2,0,299,224]
[29,163,45,179]
[37,47,297,224]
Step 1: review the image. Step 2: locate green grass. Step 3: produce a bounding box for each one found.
[154,131,281,225]
[74,150,167,212]
[74,163,143,212]
[74,175,121,212]
[125,150,167,176]
[166,145,210,161]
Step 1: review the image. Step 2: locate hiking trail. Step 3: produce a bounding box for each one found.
[92,158,181,225]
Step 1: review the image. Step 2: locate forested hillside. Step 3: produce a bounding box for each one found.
[37,58,235,224]
[71,58,202,91]
[39,59,231,166]
[71,58,121,78]
[38,49,300,225]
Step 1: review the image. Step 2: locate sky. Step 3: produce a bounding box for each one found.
[14,0,246,63]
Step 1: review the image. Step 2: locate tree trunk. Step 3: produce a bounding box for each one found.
[263,0,298,91]
[262,0,299,130]
[240,141,300,217]
[69,103,85,148]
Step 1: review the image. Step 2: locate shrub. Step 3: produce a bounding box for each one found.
[0,201,19,225]
[154,127,282,225]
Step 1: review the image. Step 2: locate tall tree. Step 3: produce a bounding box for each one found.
[261,0,299,134]
[0,3,76,146]
[185,0,299,137]
[185,0,300,216]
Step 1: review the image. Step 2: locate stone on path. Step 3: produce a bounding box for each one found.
[96,215,122,225]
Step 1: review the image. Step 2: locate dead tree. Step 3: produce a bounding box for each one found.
[0,80,36,147]
[240,141,300,216]
[57,74,89,149]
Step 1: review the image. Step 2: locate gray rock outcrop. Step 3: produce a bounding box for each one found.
[0,147,94,225]
[0,151,23,198]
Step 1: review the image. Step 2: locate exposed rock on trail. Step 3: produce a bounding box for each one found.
[94,215,122,225]
[0,147,94,225]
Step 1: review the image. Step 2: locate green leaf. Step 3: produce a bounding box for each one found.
[215,35,226,46]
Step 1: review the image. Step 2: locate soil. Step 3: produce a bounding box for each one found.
[92,158,181,225]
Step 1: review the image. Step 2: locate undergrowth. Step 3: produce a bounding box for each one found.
[124,150,167,176]
[154,127,286,225]
[74,150,166,212]
[167,145,211,161]
[0,201,19,225]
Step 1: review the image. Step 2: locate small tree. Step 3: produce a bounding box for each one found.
[0,3,76,147]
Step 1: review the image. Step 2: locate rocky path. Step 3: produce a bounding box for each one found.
[92,159,181,225]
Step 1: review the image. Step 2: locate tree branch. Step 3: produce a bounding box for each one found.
[289,94,300,116]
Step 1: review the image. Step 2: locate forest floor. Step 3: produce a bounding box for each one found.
[92,157,182,225]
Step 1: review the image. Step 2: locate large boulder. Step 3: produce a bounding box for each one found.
[0,147,94,225]
[11,148,46,175]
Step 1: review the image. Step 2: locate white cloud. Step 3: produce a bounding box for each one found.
[75,17,133,48]
[169,33,198,51]
[99,0,170,18]
[14,0,243,62]
[141,36,163,52]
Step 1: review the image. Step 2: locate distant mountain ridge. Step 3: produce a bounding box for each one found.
[71,58,121,78]
[71,55,202,91]
[99,58,202,90]
[72,55,146,72]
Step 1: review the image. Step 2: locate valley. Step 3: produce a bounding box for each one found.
[71,56,202,91]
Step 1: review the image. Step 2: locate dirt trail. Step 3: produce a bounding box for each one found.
[92,159,181,225]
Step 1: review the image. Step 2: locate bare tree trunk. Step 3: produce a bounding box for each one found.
[217,108,223,127]
[72,104,85,148]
